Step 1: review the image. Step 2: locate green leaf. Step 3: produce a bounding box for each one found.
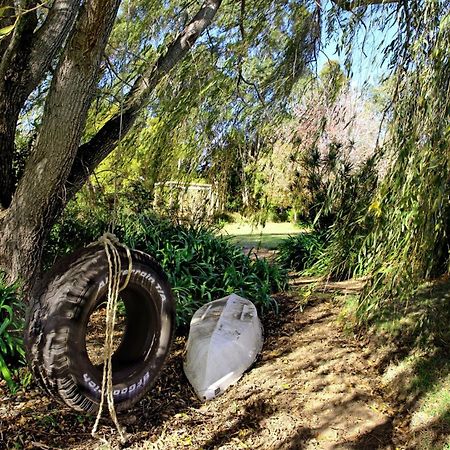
[0,353,14,388]
[0,24,15,38]
[0,316,11,336]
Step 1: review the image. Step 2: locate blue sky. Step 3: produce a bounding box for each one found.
[317,8,399,88]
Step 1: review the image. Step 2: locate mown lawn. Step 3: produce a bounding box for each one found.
[219,222,305,249]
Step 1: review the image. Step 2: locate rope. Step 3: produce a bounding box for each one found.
[91,1,132,443]
[111,0,130,235]
[91,233,132,444]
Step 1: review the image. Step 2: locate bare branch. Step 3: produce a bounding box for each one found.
[25,0,80,92]
[0,0,38,83]
[126,0,222,114]
[238,69,265,106]
[0,1,80,209]
[239,0,245,39]
[0,0,39,208]
[0,0,15,57]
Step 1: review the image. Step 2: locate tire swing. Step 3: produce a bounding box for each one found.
[24,10,176,441]
[25,235,175,440]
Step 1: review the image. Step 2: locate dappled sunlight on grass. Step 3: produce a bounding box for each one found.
[364,278,450,448]
[373,277,450,346]
[335,277,450,447]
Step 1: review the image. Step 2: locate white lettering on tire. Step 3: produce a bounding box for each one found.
[83,372,150,397]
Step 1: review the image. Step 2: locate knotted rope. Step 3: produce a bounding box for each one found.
[91,1,132,442]
[91,233,132,444]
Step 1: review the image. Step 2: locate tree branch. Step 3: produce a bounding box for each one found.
[126,0,222,114]
[66,0,223,197]
[0,0,15,58]
[0,0,38,208]
[0,0,80,209]
[239,0,245,39]
[25,0,79,93]
[332,0,399,11]
[0,0,38,85]
[0,0,79,95]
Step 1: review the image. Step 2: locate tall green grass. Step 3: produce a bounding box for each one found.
[276,232,324,272]
[0,274,25,389]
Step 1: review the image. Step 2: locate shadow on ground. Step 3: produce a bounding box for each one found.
[120,288,399,450]
[3,278,448,449]
[355,277,450,449]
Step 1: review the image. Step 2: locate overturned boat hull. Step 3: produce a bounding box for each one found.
[183,293,263,400]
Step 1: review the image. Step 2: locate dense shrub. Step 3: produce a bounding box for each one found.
[43,200,109,268]
[267,206,289,223]
[123,214,288,327]
[0,274,25,389]
[45,206,288,328]
[276,232,324,272]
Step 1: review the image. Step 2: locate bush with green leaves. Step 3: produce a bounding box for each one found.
[45,206,288,328]
[276,232,324,272]
[43,199,110,268]
[122,214,288,327]
[0,274,25,389]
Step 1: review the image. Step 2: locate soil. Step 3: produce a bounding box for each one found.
[0,278,410,450]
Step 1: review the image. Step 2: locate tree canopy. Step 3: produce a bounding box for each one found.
[0,0,448,310]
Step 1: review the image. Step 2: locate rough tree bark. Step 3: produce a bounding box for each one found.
[0,0,79,208]
[0,0,122,285]
[0,0,222,290]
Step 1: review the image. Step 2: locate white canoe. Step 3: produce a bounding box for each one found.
[183,293,263,401]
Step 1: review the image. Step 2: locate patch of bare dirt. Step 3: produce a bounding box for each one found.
[86,304,127,366]
[0,283,407,450]
[243,247,277,261]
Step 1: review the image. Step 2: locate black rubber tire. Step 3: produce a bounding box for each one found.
[24,244,175,413]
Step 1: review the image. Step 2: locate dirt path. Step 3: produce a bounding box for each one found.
[125,286,399,450]
[0,282,405,450]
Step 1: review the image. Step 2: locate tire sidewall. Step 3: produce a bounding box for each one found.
[27,247,175,413]
[69,260,174,410]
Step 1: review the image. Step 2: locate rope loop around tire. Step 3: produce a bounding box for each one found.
[25,236,176,442]
[91,233,133,444]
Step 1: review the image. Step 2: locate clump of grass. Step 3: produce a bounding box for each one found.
[381,348,450,449]
[336,279,450,448]
[276,232,324,272]
[372,278,450,348]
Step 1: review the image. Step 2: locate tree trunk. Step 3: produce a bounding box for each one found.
[0,0,80,209]
[0,1,37,208]
[0,0,223,290]
[0,0,121,287]
[0,101,20,208]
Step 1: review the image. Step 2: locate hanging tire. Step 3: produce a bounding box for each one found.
[25,244,175,413]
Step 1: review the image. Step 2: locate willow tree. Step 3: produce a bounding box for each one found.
[320,1,449,319]
[358,1,450,310]
[0,0,400,291]
[0,0,222,286]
